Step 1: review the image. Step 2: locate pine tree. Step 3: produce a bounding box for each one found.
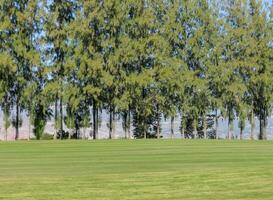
[116,0,161,138]
[96,0,128,139]
[72,0,106,139]
[247,0,273,140]
[32,63,52,140]
[43,0,77,139]
[153,1,181,139]
[207,0,226,139]
[171,0,215,139]
[220,0,249,139]
[0,0,40,140]
[0,54,14,140]
[22,82,37,140]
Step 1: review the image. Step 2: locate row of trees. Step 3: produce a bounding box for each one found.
[0,0,272,140]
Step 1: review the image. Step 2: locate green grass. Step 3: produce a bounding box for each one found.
[0,140,273,200]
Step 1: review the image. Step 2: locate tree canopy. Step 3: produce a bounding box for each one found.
[0,0,272,140]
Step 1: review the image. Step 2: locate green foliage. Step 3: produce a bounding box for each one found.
[0,0,272,140]
[41,133,54,140]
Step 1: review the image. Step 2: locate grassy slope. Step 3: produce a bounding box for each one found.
[0,140,273,200]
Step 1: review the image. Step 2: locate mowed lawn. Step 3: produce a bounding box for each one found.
[0,140,273,200]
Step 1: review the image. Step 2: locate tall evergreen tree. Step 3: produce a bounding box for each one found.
[247,0,272,140]
[220,0,249,139]
[43,0,77,139]
[0,0,40,140]
[72,0,106,139]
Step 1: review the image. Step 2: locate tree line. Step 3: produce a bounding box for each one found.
[0,0,272,140]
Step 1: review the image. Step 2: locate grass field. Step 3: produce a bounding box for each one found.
[0,140,273,200]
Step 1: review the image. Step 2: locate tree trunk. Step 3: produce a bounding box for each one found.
[83,128,86,140]
[96,106,99,138]
[259,116,265,140]
[76,127,80,139]
[92,102,97,140]
[250,110,255,140]
[60,96,63,140]
[228,114,233,140]
[54,98,58,140]
[109,108,113,139]
[170,116,174,139]
[180,115,185,139]
[259,110,267,140]
[203,115,207,139]
[112,108,116,139]
[124,109,131,139]
[124,111,128,139]
[240,127,243,140]
[181,127,185,139]
[157,115,160,139]
[28,116,31,141]
[193,126,197,139]
[143,122,147,139]
[128,108,131,139]
[15,101,20,140]
[156,104,160,139]
[193,118,197,139]
[215,110,219,139]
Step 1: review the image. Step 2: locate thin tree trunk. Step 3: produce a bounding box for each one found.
[240,127,243,140]
[93,102,97,140]
[143,122,147,139]
[113,108,116,139]
[156,104,160,139]
[124,109,130,139]
[76,127,79,139]
[83,128,86,140]
[181,127,185,139]
[28,116,31,141]
[193,118,197,139]
[96,106,99,138]
[171,116,174,139]
[54,98,58,140]
[88,106,92,139]
[124,111,128,139]
[259,110,267,140]
[259,116,264,140]
[250,110,255,140]
[180,114,185,139]
[228,114,233,140]
[215,110,219,139]
[60,96,63,140]
[125,122,128,139]
[4,104,9,141]
[109,108,113,139]
[68,129,71,140]
[193,126,197,139]
[15,101,19,140]
[142,87,146,139]
[157,115,160,139]
[203,115,207,139]
[128,108,131,139]
[264,114,268,140]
